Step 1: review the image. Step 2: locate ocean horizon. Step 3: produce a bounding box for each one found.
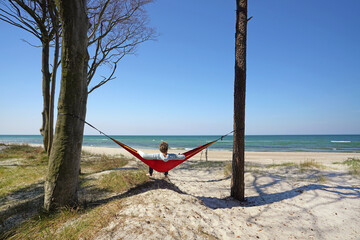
[0,134,359,153]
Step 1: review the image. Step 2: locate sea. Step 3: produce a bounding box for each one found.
[0,135,359,153]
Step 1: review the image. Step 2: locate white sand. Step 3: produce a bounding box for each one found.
[82,145,360,163]
[82,146,360,240]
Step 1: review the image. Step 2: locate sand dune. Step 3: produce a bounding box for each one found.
[82,146,360,240]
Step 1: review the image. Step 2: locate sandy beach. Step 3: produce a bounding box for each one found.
[82,145,360,164]
[78,146,360,240]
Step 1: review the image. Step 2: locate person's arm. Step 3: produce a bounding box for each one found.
[164,153,186,162]
[137,151,163,160]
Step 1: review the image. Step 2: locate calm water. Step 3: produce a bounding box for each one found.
[0,135,359,153]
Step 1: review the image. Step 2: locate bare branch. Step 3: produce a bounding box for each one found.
[87,0,156,92]
[88,0,111,40]
[21,38,42,47]
[88,61,118,94]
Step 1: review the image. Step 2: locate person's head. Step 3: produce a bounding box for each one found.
[159,141,168,154]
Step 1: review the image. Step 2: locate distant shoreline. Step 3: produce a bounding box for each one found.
[1,134,360,153]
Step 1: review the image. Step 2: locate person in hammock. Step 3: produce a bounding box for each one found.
[138,141,185,178]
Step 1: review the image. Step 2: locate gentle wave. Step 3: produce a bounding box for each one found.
[1,135,360,153]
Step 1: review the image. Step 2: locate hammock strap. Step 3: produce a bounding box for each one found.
[59,113,233,171]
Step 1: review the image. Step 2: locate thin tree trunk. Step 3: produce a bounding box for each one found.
[47,24,60,155]
[40,40,50,152]
[231,0,247,201]
[44,0,89,211]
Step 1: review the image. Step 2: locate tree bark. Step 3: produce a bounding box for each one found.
[44,0,89,211]
[231,0,247,201]
[40,40,51,152]
[47,2,60,155]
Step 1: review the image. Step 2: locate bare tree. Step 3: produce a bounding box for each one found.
[232,0,247,201]
[44,0,88,211]
[0,0,155,154]
[47,0,60,154]
[43,0,155,210]
[0,0,60,154]
[86,0,156,93]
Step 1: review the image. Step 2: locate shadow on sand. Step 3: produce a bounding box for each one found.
[2,166,359,238]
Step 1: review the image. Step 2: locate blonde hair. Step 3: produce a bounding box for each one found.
[159,141,168,154]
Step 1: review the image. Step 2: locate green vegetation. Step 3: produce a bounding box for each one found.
[81,152,129,174]
[0,165,46,198]
[0,144,47,163]
[224,159,328,183]
[0,145,48,198]
[0,144,149,239]
[5,201,126,240]
[224,162,263,177]
[187,161,227,169]
[266,162,296,168]
[314,175,327,183]
[340,158,360,175]
[299,159,325,171]
[224,162,232,177]
[98,170,148,192]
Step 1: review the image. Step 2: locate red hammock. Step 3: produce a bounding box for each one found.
[60,114,233,172]
[110,138,217,172]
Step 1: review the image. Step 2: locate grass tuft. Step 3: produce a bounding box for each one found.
[4,201,125,240]
[342,158,360,175]
[0,144,47,164]
[0,145,48,198]
[266,162,296,168]
[1,144,148,239]
[187,161,226,169]
[224,162,232,177]
[80,153,128,174]
[299,159,325,171]
[98,170,148,193]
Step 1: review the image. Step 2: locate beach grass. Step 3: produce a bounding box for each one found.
[187,160,227,169]
[223,160,328,182]
[224,162,232,177]
[224,162,264,177]
[0,144,47,163]
[4,200,126,240]
[1,144,149,239]
[0,144,48,198]
[80,152,129,174]
[98,170,148,192]
[337,158,360,175]
[0,165,46,198]
[299,159,325,170]
[266,162,297,168]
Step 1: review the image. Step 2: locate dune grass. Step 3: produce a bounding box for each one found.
[0,145,48,198]
[339,158,360,175]
[80,152,129,174]
[299,159,325,170]
[224,162,232,177]
[223,159,327,178]
[266,162,297,168]
[4,200,126,240]
[187,160,227,169]
[98,170,148,192]
[0,165,46,198]
[0,144,47,163]
[1,144,149,240]
[344,158,360,175]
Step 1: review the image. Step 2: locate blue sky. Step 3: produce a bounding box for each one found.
[0,0,359,135]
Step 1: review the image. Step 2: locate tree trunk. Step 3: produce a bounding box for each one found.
[44,0,89,211]
[231,0,247,201]
[40,40,50,153]
[47,24,60,155]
